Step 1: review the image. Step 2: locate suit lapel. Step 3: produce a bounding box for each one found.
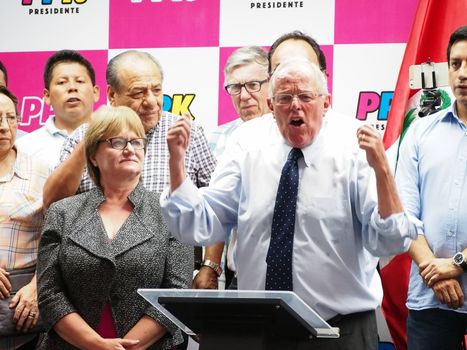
[67,183,156,260]
[110,212,155,257]
[111,183,156,256]
[67,188,115,263]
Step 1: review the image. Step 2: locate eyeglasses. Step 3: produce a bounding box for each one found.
[0,115,18,126]
[225,78,268,96]
[100,137,148,150]
[273,92,323,105]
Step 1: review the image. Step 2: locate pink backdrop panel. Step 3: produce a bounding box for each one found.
[0,50,108,133]
[217,45,333,126]
[334,0,418,44]
[109,0,220,49]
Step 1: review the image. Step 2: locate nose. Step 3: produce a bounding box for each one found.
[290,95,302,109]
[67,81,78,92]
[122,140,136,153]
[0,117,9,129]
[460,61,467,79]
[239,86,252,99]
[141,90,159,108]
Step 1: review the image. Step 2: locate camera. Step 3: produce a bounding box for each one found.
[409,61,449,118]
[418,89,442,117]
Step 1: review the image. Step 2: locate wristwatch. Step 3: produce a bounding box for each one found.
[452,252,467,271]
[201,259,223,277]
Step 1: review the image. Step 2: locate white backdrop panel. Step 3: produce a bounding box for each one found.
[219,0,335,47]
[0,1,109,52]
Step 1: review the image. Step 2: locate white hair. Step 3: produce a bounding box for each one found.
[268,57,329,97]
[224,46,268,85]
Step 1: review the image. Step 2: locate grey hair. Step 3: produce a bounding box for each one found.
[224,46,268,84]
[268,58,329,97]
[106,50,164,92]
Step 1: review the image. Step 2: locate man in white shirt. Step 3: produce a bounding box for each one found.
[209,46,270,289]
[161,58,416,349]
[210,46,270,159]
[16,50,99,168]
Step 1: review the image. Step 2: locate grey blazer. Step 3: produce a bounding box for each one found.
[37,182,193,350]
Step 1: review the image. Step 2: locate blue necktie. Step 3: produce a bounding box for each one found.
[265,148,303,291]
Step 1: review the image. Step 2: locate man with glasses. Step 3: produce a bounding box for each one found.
[161,58,416,349]
[206,46,270,290]
[211,46,270,159]
[266,30,352,127]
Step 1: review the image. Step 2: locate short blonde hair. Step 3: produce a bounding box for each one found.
[85,105,146,187]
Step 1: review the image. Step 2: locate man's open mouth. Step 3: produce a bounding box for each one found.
[290,118,304,126]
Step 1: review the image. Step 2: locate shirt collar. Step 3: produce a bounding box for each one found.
[45,117,70,137]
[273,115,326,168]
[298,118,327,168]
[438,101,467,128]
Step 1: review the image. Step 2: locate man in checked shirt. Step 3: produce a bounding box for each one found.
[42,50,223,293]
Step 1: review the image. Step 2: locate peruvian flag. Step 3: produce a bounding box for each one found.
[381,1,467,350]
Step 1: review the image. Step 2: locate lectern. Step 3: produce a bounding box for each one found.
[138,289,339,350]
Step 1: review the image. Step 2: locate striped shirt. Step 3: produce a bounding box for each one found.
[60,111,217,193]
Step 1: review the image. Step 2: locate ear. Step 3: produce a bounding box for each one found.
[107,85,116,106]
[93,85,100,103]
[323,94,331,114]
[43,88,51,106]
[267,97,274,112]
[89,153,98,168]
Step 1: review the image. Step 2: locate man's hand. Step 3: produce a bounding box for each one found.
[167,116,192,162]
[419,258,463,287]
[431,278,464,309]
[10,279,39,332]
[167,116,192,192]
[357,125,387,172]
[357,124,403,218]
[0,267,11,299]
[193,267,218,289]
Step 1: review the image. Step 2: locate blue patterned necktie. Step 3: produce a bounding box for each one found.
[265,147,303,291]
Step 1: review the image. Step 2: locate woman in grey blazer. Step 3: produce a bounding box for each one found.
[37,106,193,350]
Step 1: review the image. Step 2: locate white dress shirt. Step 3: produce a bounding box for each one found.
[16,117,69,170]
[161,113,415,320]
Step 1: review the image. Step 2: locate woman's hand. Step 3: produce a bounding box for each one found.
[96,338,140,350]
[0,267,11,298]
[54,312,140,350]
[9,278,40,332]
